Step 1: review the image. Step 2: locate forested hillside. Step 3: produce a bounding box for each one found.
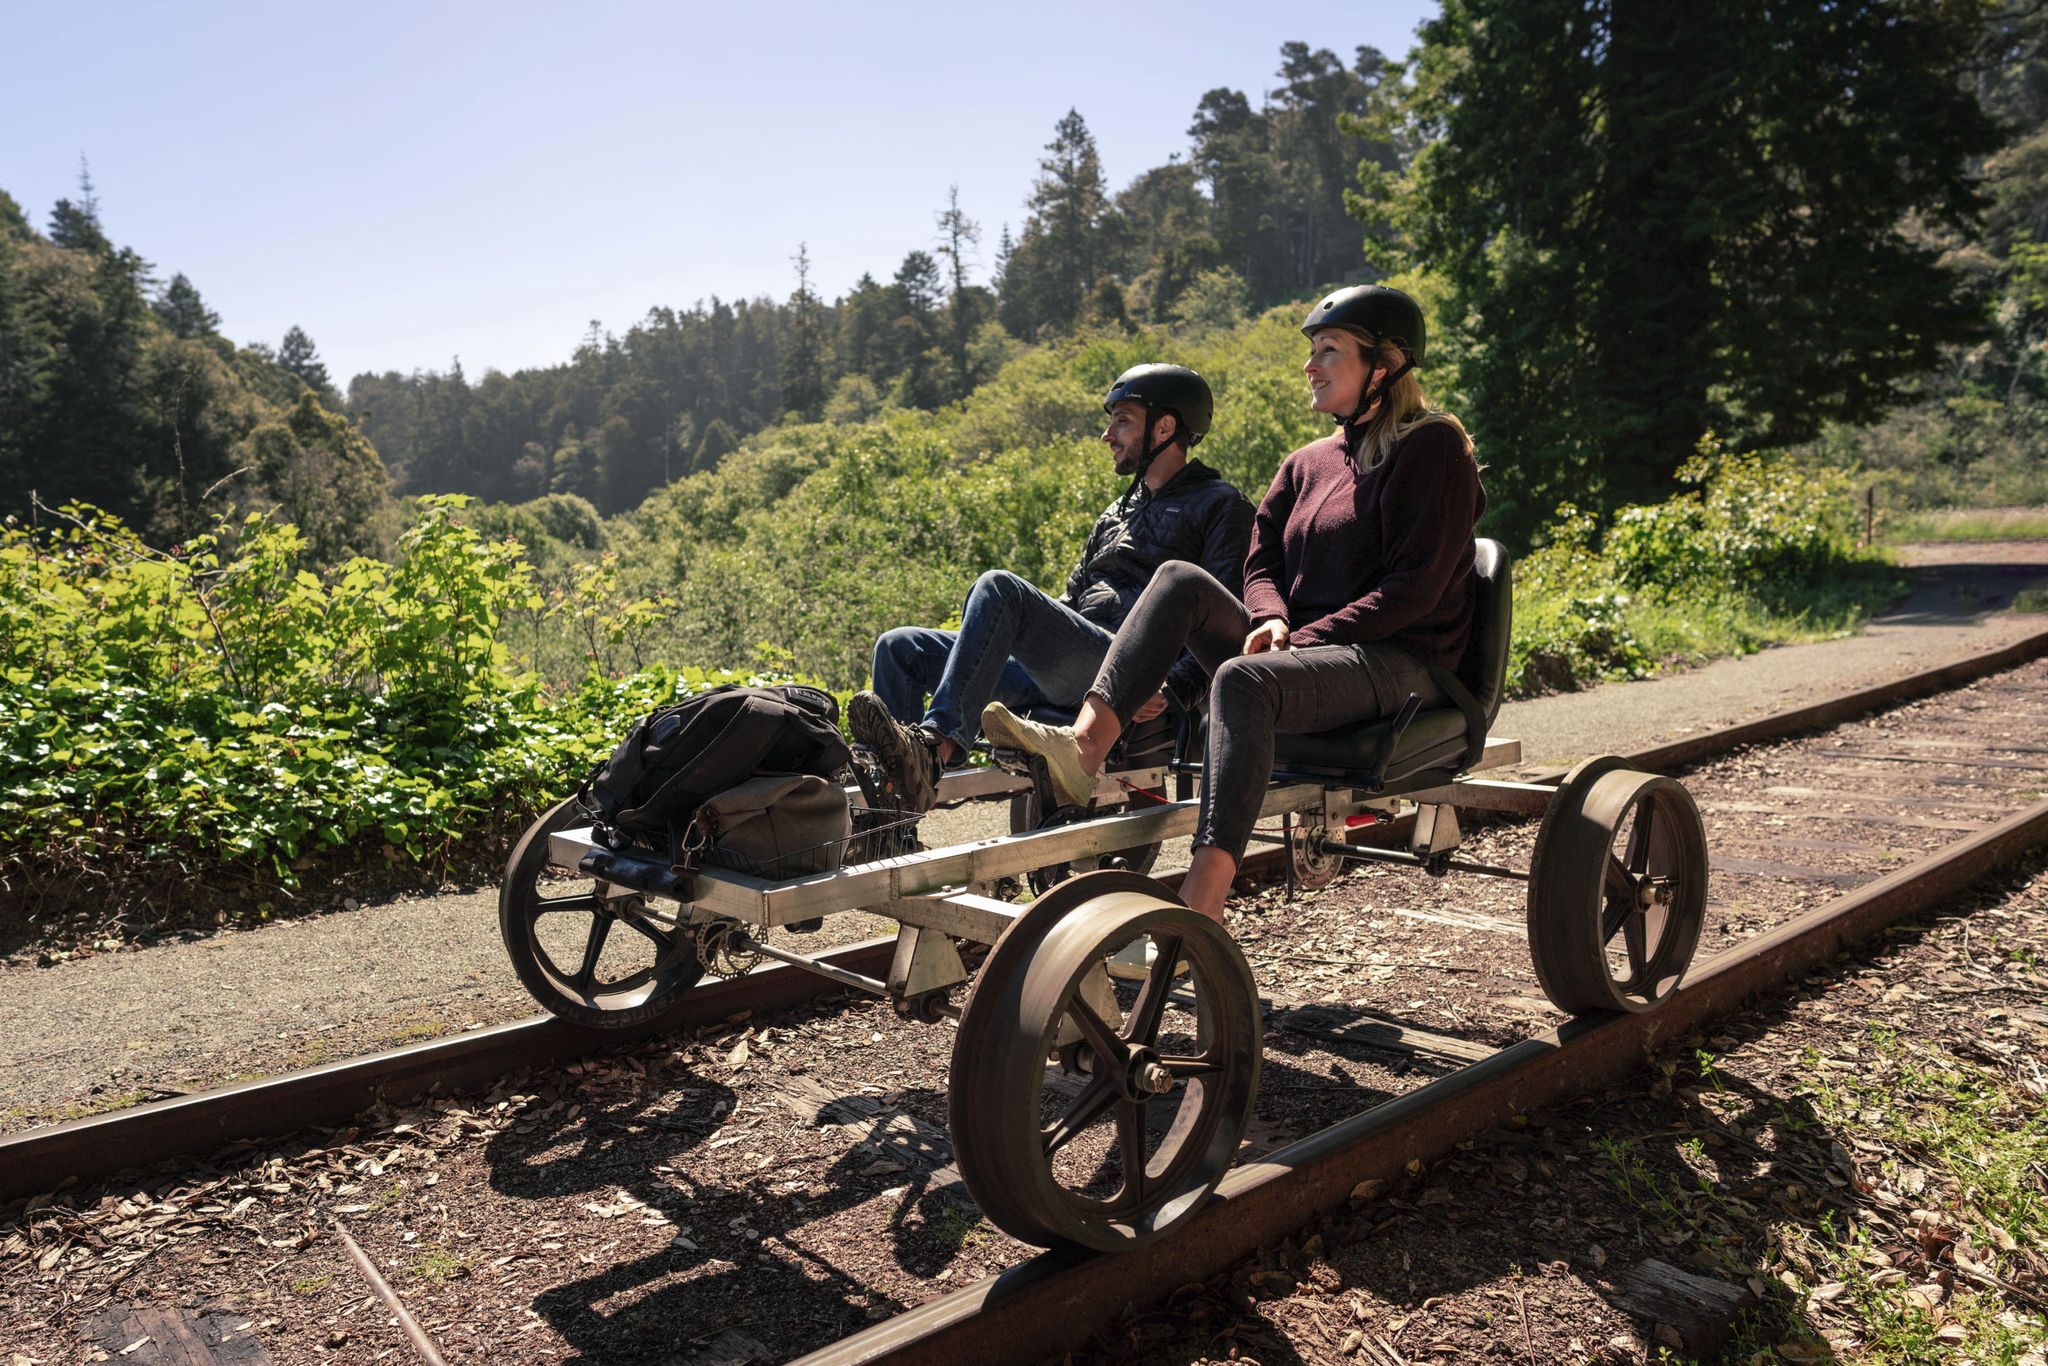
[344,42,1392,515]
[0,182,386,558]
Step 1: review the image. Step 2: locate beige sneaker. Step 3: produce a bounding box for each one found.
[981,702,1096,809]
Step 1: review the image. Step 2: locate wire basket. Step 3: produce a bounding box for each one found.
[699,804,925,881]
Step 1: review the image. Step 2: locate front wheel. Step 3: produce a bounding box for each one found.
[498,797,706,1028]
[949,871,1261,1252]
[1526,759,1708,1015]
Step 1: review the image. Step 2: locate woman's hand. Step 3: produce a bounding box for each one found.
[1244,619,1291,654]
[1132,691,1169,722]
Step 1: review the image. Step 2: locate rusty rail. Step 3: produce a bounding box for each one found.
[790,792,2048,1366]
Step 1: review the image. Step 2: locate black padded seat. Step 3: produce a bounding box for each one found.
[1269,705,1471,785]
[1189,538,1514,795]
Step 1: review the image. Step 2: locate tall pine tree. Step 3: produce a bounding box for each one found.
[1357,0,2002,540]
[1000,110,1111,338]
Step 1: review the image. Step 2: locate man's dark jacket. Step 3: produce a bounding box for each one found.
[1062,458,1256,700]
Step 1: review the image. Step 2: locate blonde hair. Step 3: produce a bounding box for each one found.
[1332,331,1472,469]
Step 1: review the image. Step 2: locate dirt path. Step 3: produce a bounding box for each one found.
[1495,540,2048,774]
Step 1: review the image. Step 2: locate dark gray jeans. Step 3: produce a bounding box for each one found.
[1091,561,1440,860]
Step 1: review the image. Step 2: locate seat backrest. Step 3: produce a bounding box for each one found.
[1457,538,1513,730]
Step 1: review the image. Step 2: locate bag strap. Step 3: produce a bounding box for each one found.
[1422,661,1490,774]
[622,693,789,829]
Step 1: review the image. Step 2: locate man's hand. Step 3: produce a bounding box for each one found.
[1133,691,1169,722]
[1244,619,1291,654]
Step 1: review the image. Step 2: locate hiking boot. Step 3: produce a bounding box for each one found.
[981,702,1095,809]
[848,691,938,814]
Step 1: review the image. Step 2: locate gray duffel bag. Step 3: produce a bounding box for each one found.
[693,773,852,880]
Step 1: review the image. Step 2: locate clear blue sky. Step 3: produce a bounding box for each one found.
[2,1,1438,387]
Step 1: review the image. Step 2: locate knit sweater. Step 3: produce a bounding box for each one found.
[1241,420,1487,671]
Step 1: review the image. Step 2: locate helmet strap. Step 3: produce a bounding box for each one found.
[1339,357,1416,456]
[1122,409,1180,506]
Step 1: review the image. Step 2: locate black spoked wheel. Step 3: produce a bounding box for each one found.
[950,870,1261,1252]
[1527,757,1708,1015]
[498,797,706,1029]
[1010,790,1163,896]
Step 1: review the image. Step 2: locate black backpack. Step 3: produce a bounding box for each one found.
[580,684,852,858]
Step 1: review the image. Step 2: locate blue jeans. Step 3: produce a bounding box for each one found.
[871,570,1115,750]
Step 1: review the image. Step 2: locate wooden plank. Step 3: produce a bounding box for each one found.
[1762,784,2012,813]
[1394,907,1527,938]
[78,1304,274,1364]
[1817,747,2048,772]
[657,1328,775,1366]
[1709,855,1874,887]
[1608,1256,1755,1359]
[1271,1005,1500,1065]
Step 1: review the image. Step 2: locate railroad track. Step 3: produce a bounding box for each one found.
[6,628,2048,1365]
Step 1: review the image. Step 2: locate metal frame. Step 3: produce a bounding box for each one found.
[538,735,1526,1032]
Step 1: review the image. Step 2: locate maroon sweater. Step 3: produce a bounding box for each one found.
[1242,421,1487,670]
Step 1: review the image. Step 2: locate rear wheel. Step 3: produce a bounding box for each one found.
[1286,819,1343,891]
[498,797,706,1028]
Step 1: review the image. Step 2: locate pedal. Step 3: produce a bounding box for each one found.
[986,744,1034,779]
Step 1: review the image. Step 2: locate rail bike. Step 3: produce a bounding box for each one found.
[496,539,1710,1253]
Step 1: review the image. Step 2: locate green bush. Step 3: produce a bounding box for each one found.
[0,498,788,937]
[1507,443,1893,693]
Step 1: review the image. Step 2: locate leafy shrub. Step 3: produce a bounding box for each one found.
[0,497,791,948]
[1604,442,1864,592]
[1506,444,1890,694]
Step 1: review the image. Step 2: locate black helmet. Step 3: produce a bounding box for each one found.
[1103,363,1212,449]
[1300,285,1427,366]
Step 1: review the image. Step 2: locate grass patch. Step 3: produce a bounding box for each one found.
[49,1090,149,1122]
[410,1246,467,1282]
[1780,1026,2046,1364]
[378,1020,445,1047]
[1884,505,2048,542]
[291,1273,332,1296]
[927,1207,993,1252]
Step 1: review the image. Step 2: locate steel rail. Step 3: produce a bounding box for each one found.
[5,625,2043,1209]
[0,859,1278,1205]
[0,935,899,1204]
[789,791,2048,1366]
[1528,625,2048,783]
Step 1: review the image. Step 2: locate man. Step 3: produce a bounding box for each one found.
[848,363,1255,812]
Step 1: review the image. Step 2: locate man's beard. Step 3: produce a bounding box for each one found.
[1111,444,1141,476]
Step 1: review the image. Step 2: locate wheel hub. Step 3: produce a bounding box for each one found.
[1634,873,1675,910]
[1120,1045,1173,1101]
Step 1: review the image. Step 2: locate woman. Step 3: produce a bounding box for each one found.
[983,284,1486,924]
